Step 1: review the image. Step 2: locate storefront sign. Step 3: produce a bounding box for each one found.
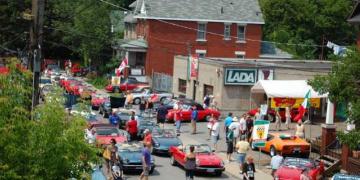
[271,98,320,108]
[190,55,199,78]
[224,68,257,85]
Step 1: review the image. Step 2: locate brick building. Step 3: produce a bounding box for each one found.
[117,0,266,86]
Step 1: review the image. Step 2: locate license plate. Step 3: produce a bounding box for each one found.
[136,167,143,169]
[294,147,301,151]
[207,169,215,172]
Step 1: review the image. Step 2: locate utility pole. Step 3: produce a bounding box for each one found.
[30,0,45,112]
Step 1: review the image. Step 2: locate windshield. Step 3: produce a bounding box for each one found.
[283,158,315,168]
[139,121,156,127]
[186,145,211,153]
[152,129,175,138]
[40,79,51,84]
[118,143,142,152]
[96,128,119,136]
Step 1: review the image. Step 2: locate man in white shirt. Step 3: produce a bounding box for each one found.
[270,151,284,177]
[228,117,240,141]
[239,114,247,140]
[210,118,220,151]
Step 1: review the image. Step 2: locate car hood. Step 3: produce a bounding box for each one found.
[96,135,127,145]
[153,137,181,147]
[196,153,223,166]
[275,166,302,179]
[119,152,143,163]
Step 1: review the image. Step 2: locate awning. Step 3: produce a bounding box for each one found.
[251,80,327,98]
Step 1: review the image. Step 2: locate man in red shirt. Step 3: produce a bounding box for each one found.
[126,116,138,141]
[143,129,152,146]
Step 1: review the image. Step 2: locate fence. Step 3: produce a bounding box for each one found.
[152,72,172,92]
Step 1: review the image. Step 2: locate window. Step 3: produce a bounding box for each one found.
[197,23,207,40]
[235,51,245,59]
[237,25,246,41]
[236,55,244,59]
[196,49,206,58]
[178,79,187,93]
[224,24,231,40]
[203,84,213,97]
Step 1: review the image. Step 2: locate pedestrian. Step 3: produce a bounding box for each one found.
[85,129,96,144]
[104,138,119,173]
[235,136,250,173]
[210,117,220,151]
[224,112,233,141]
[174,108,182,134]
[254,108,261,120]
[203,94,210,109]
[156,102,168,129]
[125,90,133,109]
[242,156,255,180]
[246,116,254,142]
[239,114,247,141]
[270,150,283,177]
[143,129,152,145]
[139,97,146,117]
[226,125,235,162]
[207,114,216,140]
[210,95,218,110]
[285,106,291,129]
[146,98,154,114]
[295,120,305,138]
[109,112,120,127]
[191,106,198,134]
[274,108,282,131]
[300,169,310,180]
[140,142,152,180]
[229,116,241,142]
[126,116,138,141]
[184,145,196,180]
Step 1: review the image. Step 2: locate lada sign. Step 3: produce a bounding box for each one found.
[224,68,257,85]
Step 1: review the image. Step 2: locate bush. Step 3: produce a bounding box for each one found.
[86,76,108,89]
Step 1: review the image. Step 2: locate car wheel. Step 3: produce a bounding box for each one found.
[133,98,141,105]
[215,171,222,176]
[103,112,108,118]
[250,141,258,151]
[160,97,166,103]
[270,146,276,157]
[204,115,211,121]
[99,108,103,114]
[149,167,154,174]
[170,155,177,166]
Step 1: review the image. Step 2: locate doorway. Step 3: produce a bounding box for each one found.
[192,80,198,100]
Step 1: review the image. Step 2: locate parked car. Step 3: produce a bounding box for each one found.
[70,104,94,117]
[105,78,148,93]
[331,173,360,180]
[71,63,88,76]
[40,77,52,88]
[91,94,108,110]
[132,89,173,105]
[169,144,225,176]
[117,143,155,174]
[153,97,195,111]
[94,126,129,146]
[251,133,310,157]
[137,120,158,138]
[166,103,220,122]
[274,157,324,180]
[99,101,111,118]
[151,128,182,154]
[115,110,143,129]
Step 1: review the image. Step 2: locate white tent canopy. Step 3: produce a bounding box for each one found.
[251,80,328,98]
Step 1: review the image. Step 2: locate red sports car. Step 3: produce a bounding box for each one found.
[169,144,225,176]
[166,103,220,122]
[91,94,109,110]
[94,126,129,146]
[105,78,148,93]
[275,157,324,180]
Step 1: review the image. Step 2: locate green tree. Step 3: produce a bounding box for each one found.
[0,59,98,179]
[260,0,357,59]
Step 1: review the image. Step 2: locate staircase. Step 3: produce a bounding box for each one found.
[315,155,341,176]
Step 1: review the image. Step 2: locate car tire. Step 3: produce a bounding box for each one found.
[204,115,211,121]
[215,171,222,176]
[250,141,258,151]
[170,155,177,166]
[149,167,154,174]
[270,146,276,157]
[160,97,166,103]
[103,112,108,118]
[133,98,141,105]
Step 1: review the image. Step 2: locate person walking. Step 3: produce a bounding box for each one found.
[143,129,152,145]
[274,108,282,131]
[139,97,146,117]
[109,112,120,127]
[125,90,134,109]
[174,108,183,134]
[126,116,138,141]
[295,120,305,138]
[229,117,241,142]
[242,156,255,180]
[224,113,233,141]
[246,116,254,142]
[235,136,250,173]
[239,114,247,141]
[210,118,220,151]
[207,114,216,140]
[203,94,210,109]
[191,106,198,134]
[184,145,196,180]
[226,125,235,162]
[104,138,119,173]
[285,106,291,129]
[270,150,283,177]
[146,98,154,114]
[156,102,168,129]
[140,142,152,180]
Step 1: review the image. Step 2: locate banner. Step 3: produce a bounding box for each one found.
[252,120,270,147]
[190,55,199,78]
[111,76,121,86]
[271,98,320,108]
[258,69,274,81]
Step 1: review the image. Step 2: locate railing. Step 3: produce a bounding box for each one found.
[324,138,342,160]
[348,157,360,174]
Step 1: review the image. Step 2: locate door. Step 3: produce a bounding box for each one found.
[192,80,197,100]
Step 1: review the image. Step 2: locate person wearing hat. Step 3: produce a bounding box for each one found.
[242,156,255,180]
[229,116,241,142]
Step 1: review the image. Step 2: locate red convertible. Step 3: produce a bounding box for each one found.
[166,103,220,122]
[105,78,147,93]
[274,157,324,180]
[169,144,225,176]
[94,126,129,146]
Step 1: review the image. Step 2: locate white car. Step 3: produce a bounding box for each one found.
[40,77,52,88]
[132,89,173,105]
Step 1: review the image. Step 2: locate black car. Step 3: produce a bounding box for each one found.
[137,120,159,138]
[118,143,155,174]
[99,101,111,118]
[151,129,182,154]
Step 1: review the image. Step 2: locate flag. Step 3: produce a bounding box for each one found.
[294,90,311,122]
[116,57,128,77]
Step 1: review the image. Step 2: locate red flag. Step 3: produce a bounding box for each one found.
[294,90,311,122]
[115,57,128,77]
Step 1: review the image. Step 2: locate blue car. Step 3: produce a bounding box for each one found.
[118,143,155,174]
[137,120,159,138]
[151,129,182,154]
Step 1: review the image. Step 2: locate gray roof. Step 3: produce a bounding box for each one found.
[348,1,360,24]
[124,13,137,23]
[132,0,264,24]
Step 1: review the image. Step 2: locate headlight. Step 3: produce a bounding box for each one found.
[154,142,160,147]
[195,159,200,166]
[220,161,224,167]
[122,159,129,164]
